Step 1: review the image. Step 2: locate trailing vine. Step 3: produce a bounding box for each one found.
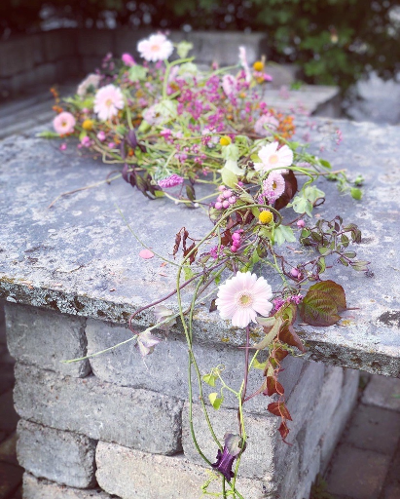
[50,33,369,497]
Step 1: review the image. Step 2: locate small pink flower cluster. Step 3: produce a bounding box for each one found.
[273,294,303,311]
[214,186,237,210]
[230,230,243,253]
[209,245,224,260]
[158,174,185,188]
[290,268,303,279]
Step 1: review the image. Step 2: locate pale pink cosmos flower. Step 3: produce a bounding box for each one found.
[121,53,135,66]
[94,84,124,121]
[216,271,273,328]
[53,112,76,135]
[254,113,279,137]
[76,73,101,97]
[254,141,293,175]
[137,34,174,62]
[263,172,286,202]
[222,74,237,97]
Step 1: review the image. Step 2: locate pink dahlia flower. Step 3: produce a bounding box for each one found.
[254,141,293,175]
[216,271,273,328]
[94,84,124,121]
[137,34,174,62]
[53,112,76,135]
[76,73,101,97]
[263,172,286,202]
[121,53,135,66]
[254,113,279,137]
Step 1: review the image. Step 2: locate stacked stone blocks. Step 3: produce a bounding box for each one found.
[5,302,359,499]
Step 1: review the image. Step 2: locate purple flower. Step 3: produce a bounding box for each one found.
[158,174,184,188]
[121,53,136,66]
[212,433,244,482]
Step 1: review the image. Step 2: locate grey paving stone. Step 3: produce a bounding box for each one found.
[362,374,400,412]
[96,441,268,499]
[14,363,183,456]
[327,444,391,499]
[5,303,90,378]
[0,390,19,432]
[23,472,112,499]
[17,420,96,488]
[343,404,400,455]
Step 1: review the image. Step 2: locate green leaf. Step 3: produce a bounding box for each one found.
[202,374,216,387]
[176,41,193,58]
[36,131,60,139]
[252,317,283,350]
[253,358,268,370]
[209,393,223,410]
[183,266,194,280]
[317,257,326,274]
[221,143,239,161]
[350,187,362,200]
[273,225,296,246]
[299,280,347,327]
[291,196,313,216]
[308,280,347,311]
[154,190,165,198]
[220,167,238,188]
[319,159,332,169]
[128,65,148,82]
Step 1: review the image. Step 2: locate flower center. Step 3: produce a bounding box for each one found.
[151,44,161,52]
[61,121,67,127]
[269,154,278,164]
[105,99,113,107]
[236,291,253,308]
[272,181,277,189]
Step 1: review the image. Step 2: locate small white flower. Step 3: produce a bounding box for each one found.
[137,34,174,62]
[216,272,273,328]
[238,46,251,83]
[94,84,124,121]
[254,141,293,175]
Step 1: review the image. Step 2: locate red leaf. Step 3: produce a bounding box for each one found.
[268,401,292,421]
[265,376,285,396]
[279,324,306,353]
[274,170,298,210]
[278,421,291,442]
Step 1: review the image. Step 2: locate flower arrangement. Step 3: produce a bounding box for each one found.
[45,32,368,497]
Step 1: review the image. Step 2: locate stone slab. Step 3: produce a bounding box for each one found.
[5,302,90,377]
[14,363,183,455]
[86,318,305,413]
[95,441,268,499]
[23,473,112,499]
[362,374,400,411]
[0,118,399,375]
[17,420,96,488]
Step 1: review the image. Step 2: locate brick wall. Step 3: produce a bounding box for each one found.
[5,302,359,499]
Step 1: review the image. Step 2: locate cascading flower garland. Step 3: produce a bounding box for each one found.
[46,33,369,498]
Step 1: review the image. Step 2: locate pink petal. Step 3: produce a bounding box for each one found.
[139,249,154,259]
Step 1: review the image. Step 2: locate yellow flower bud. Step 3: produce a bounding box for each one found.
[253,61,264,72]
[259,210,273,224]
[82,119,94,131]
[220,136,232,146]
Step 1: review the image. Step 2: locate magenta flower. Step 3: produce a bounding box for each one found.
[121,53,135,66]
[158,174,184,188]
